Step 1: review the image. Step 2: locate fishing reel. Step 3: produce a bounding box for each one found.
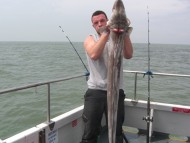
[143,115,153,123]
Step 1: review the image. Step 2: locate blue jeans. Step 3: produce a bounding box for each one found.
[80,89,125,143]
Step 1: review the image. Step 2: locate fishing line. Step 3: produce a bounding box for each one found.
[59,26,89,76]
[143,6,153,143]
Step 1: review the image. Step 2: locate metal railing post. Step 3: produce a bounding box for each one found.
[134,72,137,100]
[47,83,51,123]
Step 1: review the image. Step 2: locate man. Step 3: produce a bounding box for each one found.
[81,10,133,143]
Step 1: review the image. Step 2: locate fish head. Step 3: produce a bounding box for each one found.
[108,0,129,34]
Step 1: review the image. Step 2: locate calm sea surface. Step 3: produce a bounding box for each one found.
[0,42,190,139]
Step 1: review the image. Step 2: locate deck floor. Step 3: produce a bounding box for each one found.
[98,126,190,143]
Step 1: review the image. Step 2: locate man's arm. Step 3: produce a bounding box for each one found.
[84,32,109,60]
[123,35,133,59]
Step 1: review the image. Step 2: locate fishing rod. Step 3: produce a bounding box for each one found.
[59,26,89,76]
[143,6,153,143]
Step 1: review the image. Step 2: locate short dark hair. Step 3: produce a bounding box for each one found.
[91,10,108,20]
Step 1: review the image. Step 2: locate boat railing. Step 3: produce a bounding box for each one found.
[1,70,190,124]
[123,70,190,101]
[0,73,87,123]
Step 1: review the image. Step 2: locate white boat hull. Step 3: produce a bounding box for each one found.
[2,98,190,143]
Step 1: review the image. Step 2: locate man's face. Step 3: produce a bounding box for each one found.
[92,14,108,34]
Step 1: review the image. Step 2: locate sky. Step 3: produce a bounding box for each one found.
[0,0,190,44]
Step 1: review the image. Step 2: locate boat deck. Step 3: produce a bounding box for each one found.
[98,126,190,143]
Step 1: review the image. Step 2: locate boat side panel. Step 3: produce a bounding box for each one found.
[2,106,84,143]
[3,127,40,143]
[44,106,84,143]
[124,99,190,137]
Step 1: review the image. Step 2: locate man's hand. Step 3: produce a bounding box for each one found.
[98,26,110,35]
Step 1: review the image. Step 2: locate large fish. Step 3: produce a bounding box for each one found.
[107,0,131,143]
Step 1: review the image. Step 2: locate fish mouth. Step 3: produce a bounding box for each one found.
[108,17,131,34]
[107,14,129,34]
[112,28,125,33]
[107,19,128,33]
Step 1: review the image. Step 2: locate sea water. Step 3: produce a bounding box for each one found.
[0,42,190,139]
